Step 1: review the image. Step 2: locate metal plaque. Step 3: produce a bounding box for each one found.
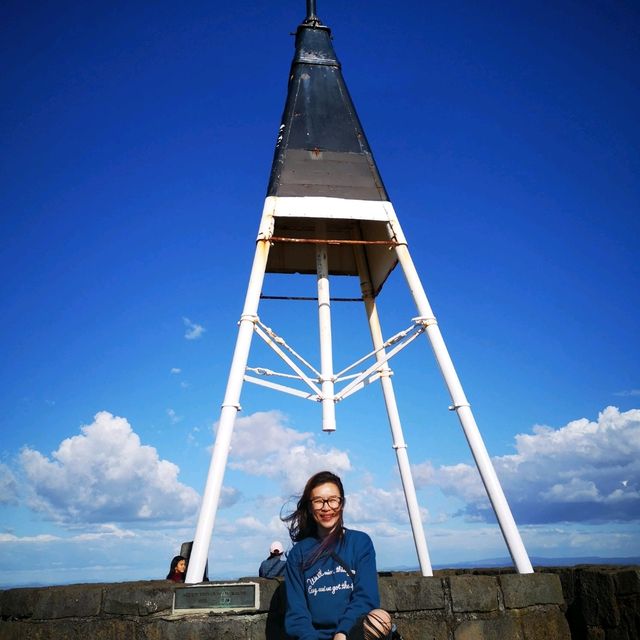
[173,582,259,613]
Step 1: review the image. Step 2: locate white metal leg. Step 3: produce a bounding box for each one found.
[317,241,336,432]
[388,218,534,574]
[185,216,273,584]
[353,241,433,576]
[365,303,433,576]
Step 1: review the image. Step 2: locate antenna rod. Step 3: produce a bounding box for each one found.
[306,0,317,21]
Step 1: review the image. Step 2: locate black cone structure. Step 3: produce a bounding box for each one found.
[263,10,397,295]
[267,20,388,202]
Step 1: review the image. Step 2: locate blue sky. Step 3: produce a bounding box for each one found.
[1,1,638,587]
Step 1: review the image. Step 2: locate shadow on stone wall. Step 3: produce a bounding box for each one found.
[265,580,287,640]
[538,565,640,639]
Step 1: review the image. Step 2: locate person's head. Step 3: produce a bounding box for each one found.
[168,555,187,575]
[283,470,345,543]
[269,540,284,557]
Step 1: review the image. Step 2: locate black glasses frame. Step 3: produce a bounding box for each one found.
[310,496,343,510]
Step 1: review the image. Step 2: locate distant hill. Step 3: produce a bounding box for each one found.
[382,556,640,572]
[529,556,640,567]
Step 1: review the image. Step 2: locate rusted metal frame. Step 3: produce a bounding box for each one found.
[269,236,400,246]
[252,324,322,396]
[334,327,426,402]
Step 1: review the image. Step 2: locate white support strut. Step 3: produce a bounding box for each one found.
[253,324,323,396]
[316,236,336,432]
[387,213,534,574]
[333,326,425,402]
[365,300,433,576]
[185,209,273,584]
[352,234,433,576]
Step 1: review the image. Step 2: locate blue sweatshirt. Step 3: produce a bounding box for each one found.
[284,529,380,640]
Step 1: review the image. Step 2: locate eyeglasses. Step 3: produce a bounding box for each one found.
[310,496,343,511]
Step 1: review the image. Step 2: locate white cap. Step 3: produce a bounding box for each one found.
[270,540,284,554]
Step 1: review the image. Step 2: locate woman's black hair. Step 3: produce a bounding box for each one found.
[166,555,186,579]
[282,471,345,562]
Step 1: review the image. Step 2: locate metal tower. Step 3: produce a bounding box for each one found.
[185,1,533,582]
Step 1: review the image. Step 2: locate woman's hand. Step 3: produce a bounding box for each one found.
[333,634,347,640]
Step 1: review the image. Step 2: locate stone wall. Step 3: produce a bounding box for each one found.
[0,566,636,640]
[539,565,640,640]
[378,571,568,639]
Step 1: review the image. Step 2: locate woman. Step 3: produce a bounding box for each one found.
[166,555,187,582]
[283,471,392,640]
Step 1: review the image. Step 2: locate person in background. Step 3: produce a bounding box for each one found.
[259,540,287,578]
[282,470,393,640]
[166,555,187,582]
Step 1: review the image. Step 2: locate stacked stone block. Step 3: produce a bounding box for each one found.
[540,566,640,639]
[0,566,636,640]
[378,572,568,639]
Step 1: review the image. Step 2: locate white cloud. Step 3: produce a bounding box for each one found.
[171,367,182,374]
[415,406,640,524]
[0,524,199,586]
[235,516,268,533]
[215,513,288,542]
[19,411,200,525]
[411,461,434,488]
[0,524,136,545]
[219,486,241,508]
[0,533,58,544]
[167,408,182,424]
[226,410,351,493]
[221,412,422,538]
[0,463,18,505]
[346,484,418,526]
[613,389,640,397]
[183,317,205,340]
[72,524,137,541]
